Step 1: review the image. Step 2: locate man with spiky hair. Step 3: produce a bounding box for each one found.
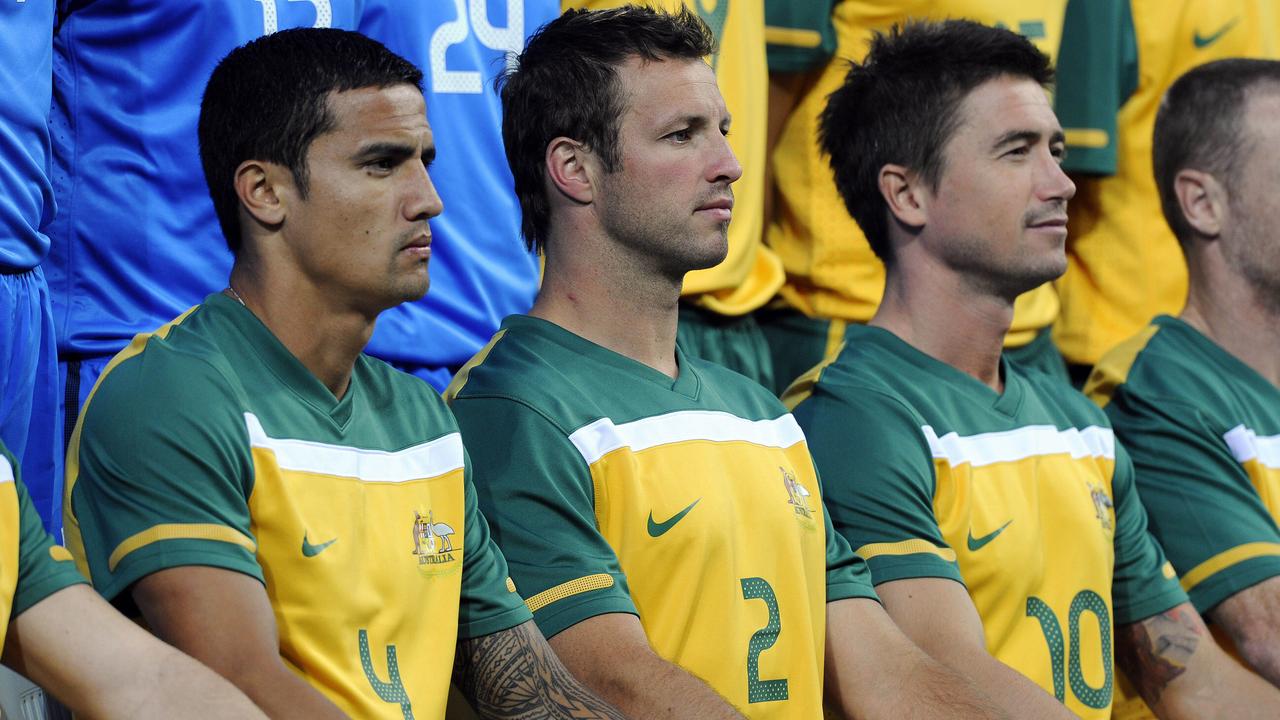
[65,28,623,720]
[450,7,1002,719]
[790,19,1280,720]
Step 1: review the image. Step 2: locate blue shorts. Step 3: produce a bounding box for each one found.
[1,267,61,537]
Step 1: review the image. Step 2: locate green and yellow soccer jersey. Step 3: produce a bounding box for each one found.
[1054,0,1280,366]
[64,294,530,720]
[787,324,1186,719]
[447,315,876,718]
[1087,316,1280,611]
[1,444,86,649]
[565,0,783,316]
[765,0,1066,347]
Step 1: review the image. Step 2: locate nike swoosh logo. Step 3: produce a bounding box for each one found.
[1194,18,1239,48]
[302,533,337,557]
[647,499,701,538]
[967,520,1012,552]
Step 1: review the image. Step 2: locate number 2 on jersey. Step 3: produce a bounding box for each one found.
[741,577,789,703]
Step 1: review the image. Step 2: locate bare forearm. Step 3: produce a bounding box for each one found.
[1211,577,1280,688]
[102,646,270,720]
[1234,632,1280,688]
[587,655,743,720]
[832,644,1007,719]
[1119,603,1280,719]
[453,621,627,719]
[923,644,1075,719]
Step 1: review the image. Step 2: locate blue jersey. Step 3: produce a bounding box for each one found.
[0,2,56,271]
[46,1,363,358]
[359,0,552,384]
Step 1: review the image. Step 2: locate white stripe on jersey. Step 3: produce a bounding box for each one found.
[1223,424,1280,469]
[568,411,805,466]
[243,412,463,483]
[922,424,1115,468]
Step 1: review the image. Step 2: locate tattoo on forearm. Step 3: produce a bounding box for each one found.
[454,621,626,719]
[1116,605,1205,706]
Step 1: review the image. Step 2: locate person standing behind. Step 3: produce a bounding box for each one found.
[762,0,1071,394]
[357,0,559,391]
[64,28,624,720]
[1053,0,1279,383]
[450,7,1004,718]
[0,441,268,719]
[563,0,785,389]
[46,1,367,545]
[1087,58,1280,715]
[0,0,62,537]
[789,19,1280,719]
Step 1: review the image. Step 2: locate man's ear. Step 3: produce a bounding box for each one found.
[878,163,928,229]
[1174,168,1225,240]
[234,159,288,228]
[545,137,596,204]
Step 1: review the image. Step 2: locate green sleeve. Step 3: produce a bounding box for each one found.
[457,452,535,639]
[1055,0,1138,175]
[793,384,962,587]
[10,450,86,617]
[71,354,260,605]
[820,496,880,603]
[1107,395,1280,613]
[451,396,636,639]
[1109,441,1190,624]
[764,0,837,73]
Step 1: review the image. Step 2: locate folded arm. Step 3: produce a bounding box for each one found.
[1117,601,1280,719]
[546,612,744,719]
[824,596,1006,719]
[132,565,348,719]
[3,583,267,719]
[875,577,1078,719]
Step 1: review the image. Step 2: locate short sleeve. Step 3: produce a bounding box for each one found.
[451,396,636,639]
[765,0,837,73]
[1055,0,1138,175]
[457,455,535,639]
[818,484,879,603]
[793,384,962,586]
[1109,441,1190,624]
[10,458,86,617]
[70,354,260,604]
[1108,395,1280,613]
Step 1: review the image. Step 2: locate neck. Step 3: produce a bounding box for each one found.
[531,232,682,379]
[228,262,374,399]
[871,261,1012,392]
[1181,274,1280,387]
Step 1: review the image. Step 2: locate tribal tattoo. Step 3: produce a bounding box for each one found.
[453,620,626,719]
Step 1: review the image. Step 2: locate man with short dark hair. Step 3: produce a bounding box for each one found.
[65,28,623,720]
[789,20,1280,719]
[1088,57,1280,694]
[450,7,1002,719]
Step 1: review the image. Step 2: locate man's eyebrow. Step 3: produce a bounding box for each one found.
[351,141,422,163]
[992,128,1066,149]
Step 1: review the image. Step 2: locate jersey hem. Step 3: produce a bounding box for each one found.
[11,575,89,618]
[1114,587,1187,626]
[826,579,880,604]
[532,594,639,640]
[865,557,965,587]
[96,541,262,602]
[458,603,535,640]
[1186,556,1280,615]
